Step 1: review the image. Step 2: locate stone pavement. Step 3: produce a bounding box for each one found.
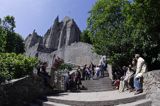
[47,90,142,101]
[44,90,151,106]
[43,75,152,106]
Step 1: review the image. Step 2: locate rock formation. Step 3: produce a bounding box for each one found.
[25,16,101,66]
[25,16,81,55]
[24,29,42,50]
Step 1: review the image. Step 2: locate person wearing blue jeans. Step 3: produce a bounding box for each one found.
[134,76,143,94]
[99,55,107,77]
[134,54,147,95]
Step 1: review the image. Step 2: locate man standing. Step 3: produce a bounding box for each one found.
[134,54,147,94]
[99,55,107,77]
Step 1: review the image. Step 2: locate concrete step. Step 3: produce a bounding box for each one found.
[43,101,70,106]
[46,91,147,106]
[83,86,112,89]
[116,99,152,106]
[81,89,113,92]
[81,77,113,92]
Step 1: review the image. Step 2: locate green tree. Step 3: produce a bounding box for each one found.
[2,15,16,32]
[80,30,92,44]
[88,0,131,66]
[0,18,7,52]
[4,32,25,53]
[87,0,160,70]
[1,15,25,53]
[124,0,160,70]
[14,33,25,54]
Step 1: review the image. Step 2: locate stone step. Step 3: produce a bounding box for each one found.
[81,77,113,92]
[82,86,112,89]
[46,91,146,106]
[81,89,113,92]
[81,86,113,90]
[116,99,152,106]
[82,84,111,86]
[43,101,70,106]
[82,81,112,85]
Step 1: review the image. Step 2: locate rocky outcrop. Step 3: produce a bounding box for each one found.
[143,70,160,106]
[24,29,43,51]
[25,16,81,55]
[25,16,101,67]
[36,42,101,68]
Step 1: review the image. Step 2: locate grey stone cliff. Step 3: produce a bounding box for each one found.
[24,29,43,51]
[25,16,81,54]
[36,42,101,67]
[25,16,101,66]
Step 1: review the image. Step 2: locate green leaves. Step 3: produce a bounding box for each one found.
[80,30,92,44]
[0,53,38,83]
[0,15,24,53]
[59,63,73,71]
[0,26,6,52]
[87,0,160,70]
[3,15,16,32]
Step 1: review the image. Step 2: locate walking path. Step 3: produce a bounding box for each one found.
[43,75,152,106]
[47,90,142,101]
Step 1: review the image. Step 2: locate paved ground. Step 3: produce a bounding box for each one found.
[44,75,151,106]
[47,90,137,101]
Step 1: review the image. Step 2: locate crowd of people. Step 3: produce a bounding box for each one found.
[36,55,108,91]
[36,54,147,95]
[64,55,108,91]
[112,54,147,95]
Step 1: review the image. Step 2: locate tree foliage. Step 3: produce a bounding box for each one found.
[0,53,38,83]
[59,63,73,71]
[80,30,92,44]
[0,22,6,52]
[2,16,16,32]
[0,15,24,53]
[87,0,160,70]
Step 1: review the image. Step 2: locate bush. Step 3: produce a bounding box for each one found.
[0,53,38,83]
[59,63,74,71]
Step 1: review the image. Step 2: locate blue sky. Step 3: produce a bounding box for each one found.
[0,0,97,38]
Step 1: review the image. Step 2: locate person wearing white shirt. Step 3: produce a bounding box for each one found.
[134,54,147,94]
[99,55,107,77]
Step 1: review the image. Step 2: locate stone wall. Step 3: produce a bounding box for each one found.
[37,42,101,68]
[143,70,160,106]
[0,76,52,106]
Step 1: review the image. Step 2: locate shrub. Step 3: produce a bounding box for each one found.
[0,53,38,83]
[59,63,74,71]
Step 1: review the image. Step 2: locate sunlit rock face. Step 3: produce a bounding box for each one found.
[24,16,101,66]
[24,29,43,51]
[25,16,81,55]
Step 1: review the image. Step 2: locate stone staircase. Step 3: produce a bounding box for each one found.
[29,70,152,106]
[42,76,152,106]
[81,77,113,92]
